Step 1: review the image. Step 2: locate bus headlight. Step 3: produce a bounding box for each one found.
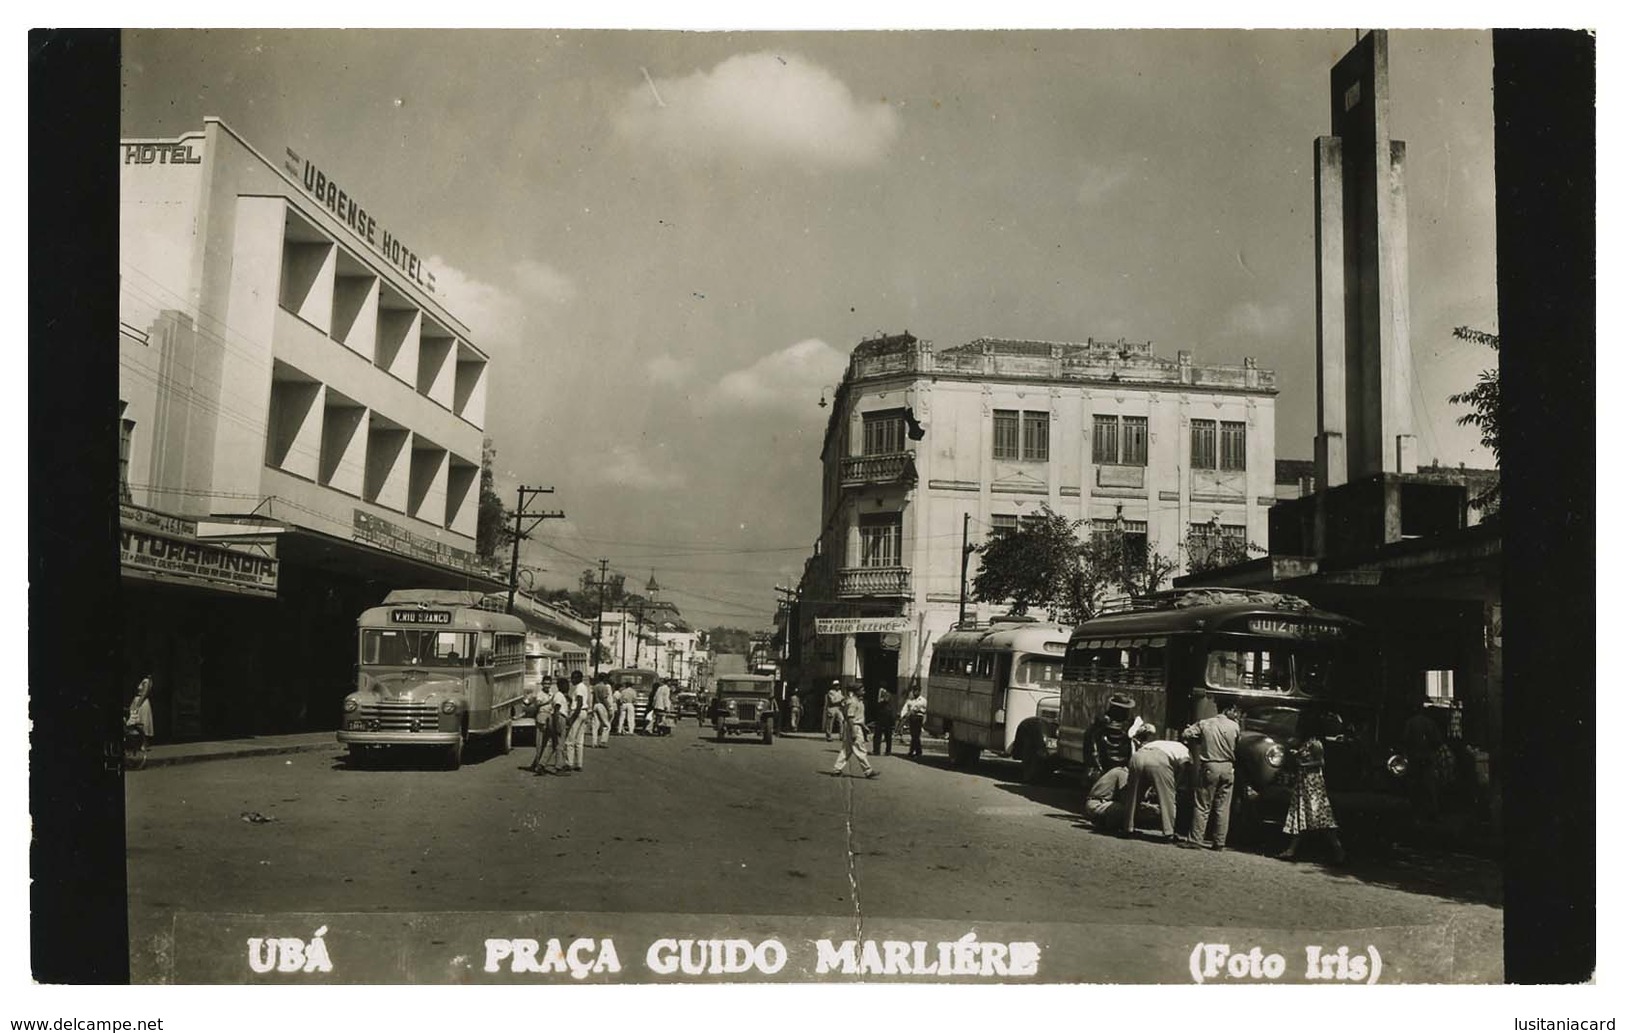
[1264,743,1286,767]
[1386,753,1409,777]
[440,700,459,715]
[343,699,359,713]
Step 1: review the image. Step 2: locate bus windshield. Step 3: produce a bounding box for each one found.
[1012,654,1065,688]
[362,629,474,668]
[1203,638,1361,696]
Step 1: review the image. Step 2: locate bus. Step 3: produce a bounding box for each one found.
[1042,588,1407,833]
[339,589,527,769]
[924,618,1071,778]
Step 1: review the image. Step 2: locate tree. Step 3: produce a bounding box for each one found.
[970,506,1177,625]
[1446,325,1501,514]
[475,438,510,564]
[971,507,1084,619]
[1183,521,1263,576]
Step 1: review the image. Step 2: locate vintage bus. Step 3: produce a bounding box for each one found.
[924,618,1071,777]
[1041,588,1407,832]
[338,590,527,769]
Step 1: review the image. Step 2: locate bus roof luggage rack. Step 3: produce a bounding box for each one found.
[1112,588,1316,614]
[382,588,491,607]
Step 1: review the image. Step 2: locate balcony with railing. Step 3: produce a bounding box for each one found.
[840,452,915,488]
[837,566,912,598]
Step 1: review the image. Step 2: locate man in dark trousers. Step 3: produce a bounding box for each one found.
[870,682,897,756]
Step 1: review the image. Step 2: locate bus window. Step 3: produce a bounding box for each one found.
[1206,649,1246,689]
[1014,657,1063,686]
[361,629,474,668]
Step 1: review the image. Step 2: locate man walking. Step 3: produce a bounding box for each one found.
[1181,701,1242,850]
[789,692,803,733]
[563,670,590,771]
[1123,724,1190,841]
[823,680,844,741]
[647,678,673,735]
[830,683,878,779]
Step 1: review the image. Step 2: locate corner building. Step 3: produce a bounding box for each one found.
[795,333,1277,694]
[119,119,498,740]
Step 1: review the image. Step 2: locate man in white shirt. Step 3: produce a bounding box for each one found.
[1123,724,1190,840]
[563,670,590,771]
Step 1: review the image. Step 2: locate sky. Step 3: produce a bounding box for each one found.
[120,28,1500,630]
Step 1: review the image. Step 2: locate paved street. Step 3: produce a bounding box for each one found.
[126,722,1503,983]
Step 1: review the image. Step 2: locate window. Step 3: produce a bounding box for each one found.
[1022,412,1049,461]
[858,513,902,568]
[1093,415,1148,466]
[1091,518,1148,562]
[995,409,1049,461]
[1425,669,1456,703]
[1191,419,1217,470]
[993,410,1021,459]
[1092,415,1119,464]
[1220,421,1247,471]
[863,409,905,456]
[991,514,1018,536]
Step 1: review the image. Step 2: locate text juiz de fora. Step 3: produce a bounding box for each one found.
[482,934,1042,979]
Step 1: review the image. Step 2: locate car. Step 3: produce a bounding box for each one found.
[674,689,700,721]
[712,674,777,744]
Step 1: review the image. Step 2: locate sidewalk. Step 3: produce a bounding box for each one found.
[136,731,341,769]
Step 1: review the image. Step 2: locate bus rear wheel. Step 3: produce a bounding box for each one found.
[948,739,980,769]
[499,722,513,755]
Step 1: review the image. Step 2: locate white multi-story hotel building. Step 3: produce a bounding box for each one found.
[792,332,1278,693]
[118,118,510,740]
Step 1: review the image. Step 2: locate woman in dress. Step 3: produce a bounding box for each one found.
[1276,713,1347,864]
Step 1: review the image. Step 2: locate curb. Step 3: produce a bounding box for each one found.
[137,741,342,769]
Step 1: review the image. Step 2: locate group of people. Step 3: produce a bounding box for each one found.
[1081,689,1345,863]
[519,671,679,775]
[805,679,930,777]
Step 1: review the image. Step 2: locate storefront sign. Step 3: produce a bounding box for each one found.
[120,502,199,538]
[284,146,437,294]
[353,510,480,574]
[123,140,203,165]
[815,617,912,636]
[120,522,278,597]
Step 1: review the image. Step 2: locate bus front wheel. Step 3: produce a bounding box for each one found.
[446,735,464,770]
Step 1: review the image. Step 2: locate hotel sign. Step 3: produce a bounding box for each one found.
[815,617,912,636]
[119,504,278,597]
[353,510,480,574]
[285,146,438,294]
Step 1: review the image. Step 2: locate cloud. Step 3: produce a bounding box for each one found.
[1221,300,1293,339]
[1076,163,1134,205]
[576,444,683,491]
[645,354,691,386]
[711,338,850,409]
[427,257,576,350]
[617,52,899,169]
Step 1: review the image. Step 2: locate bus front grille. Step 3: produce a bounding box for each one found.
[355,701,441,731]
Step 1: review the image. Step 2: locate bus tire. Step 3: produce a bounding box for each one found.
[762,721,774,746]
[499,721,513,756]
[716,725,727,743]
[347,745,368,768]
[447,735,464,770]
[1020,745,1050,784]
[948,739,980,769]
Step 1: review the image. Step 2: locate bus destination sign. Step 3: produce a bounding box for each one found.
[392,609,452,625]
[1246,619,1345,639]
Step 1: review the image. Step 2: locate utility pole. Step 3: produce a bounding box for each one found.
[505,486,565,614]
[585,558,611,678]
[957,511,974,627]
[633,597,647,668]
